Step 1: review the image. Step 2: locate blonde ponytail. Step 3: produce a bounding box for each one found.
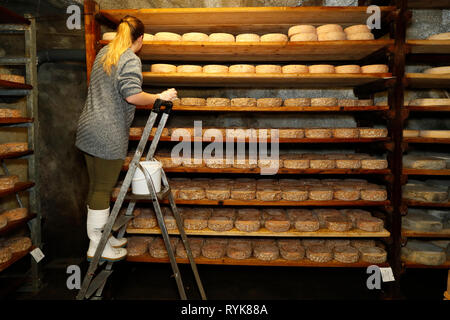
[102,16,145,75]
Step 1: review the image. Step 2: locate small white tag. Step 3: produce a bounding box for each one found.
[379,267,395,282]
[30,248,45,263]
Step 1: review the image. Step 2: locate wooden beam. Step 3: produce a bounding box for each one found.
[84,0,100,85]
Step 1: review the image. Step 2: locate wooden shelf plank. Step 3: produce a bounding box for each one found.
[403,260,450,269]
[126,253,389,268]
[406,105,450,112]
[0,150,33,160]
[129,134,390,144]
[406,73,450,89]
[0,182,35,198]
[100,6,395,34]
[404,137,450,144]
[137,105,390,112]
[407,40,450,55]
[101,40,393,62]
[122,164,390,175]
[405,200,450,208]
[142,72,392,88]
[0,117,33,125]
[403,169,450,176]
[127,226,390,238]
[0,213,37,236]
[0,247,33,273]
[0,79,32,90]
[114,195,390,207]
[402,229,450,238]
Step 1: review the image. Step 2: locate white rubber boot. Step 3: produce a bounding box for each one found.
[87,206,127,248]
[86,207,127,262]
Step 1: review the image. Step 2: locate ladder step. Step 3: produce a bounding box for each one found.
[122,186,171,202]
[85,270,113,299]
[112,215,134,232]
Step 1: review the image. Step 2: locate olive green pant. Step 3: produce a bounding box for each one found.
[84,153,123,210]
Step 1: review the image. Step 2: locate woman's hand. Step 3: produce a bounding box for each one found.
[158,88,178,101]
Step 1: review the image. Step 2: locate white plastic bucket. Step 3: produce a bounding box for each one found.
[132,160,162,195]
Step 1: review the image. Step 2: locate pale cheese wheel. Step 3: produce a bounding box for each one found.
[346,33,374,40]
[332,128,359,138]
[257,98,282,108]
[338,99,357,106]
[154,32,181,41]
[309,65,335,74]
[283,98,311,107]
[181,32,209,42]
[419,130,450,138]
[0,246,12,264]
[335,65,361,74]
[177,65,202,73]
[316,24,343,34]
[151,64,177,73]
[0,74,24,83]
[344,25,371,35]
[229,64,255,73]
[180,98,206,106]
[403,130,420,137]
[102,32,116,40]
[209,33,235,42]
[288,25,316,37]
[409,98,450,106]
[359,128,388,138]
[310,98,338,107]
[282,65,309,74]
[318,32,347,41]
[260,33,288,42]
[231,98,257,107]
[427,32,450,40]
[255,65,282,74]
[236,33,260,42]
[203,65,229,74]
[361,64,389,73]
[143,33,154,41]
[423,66,450,74]
[290,33,318,42]
[206,98,231,106]
[358,99,374,106]
[305,128,332,138]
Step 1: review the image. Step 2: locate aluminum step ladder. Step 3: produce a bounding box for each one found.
[76,99,207,300]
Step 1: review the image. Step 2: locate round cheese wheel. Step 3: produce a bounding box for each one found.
[231,98,257,107]
[0,247,12,264]
[344,25,371,34]
[229,64,255,73]
[0,215,6,229]
[423,66,450,74]
[318,32,347,41]
[154,32,181,41]
[177,65,203,73]
[288,25,316,37]
[209,33,235,42]
[206,98,231,106]
[310,98,338,106]
[290,33,318,42]
[419,130,450,138]
[409,98,450,106]
[360,246,387,263]
[260,33,288,42]
[346,32,375,40]
[180,98,206,106]
[102,32,116,40]
[143,33,154,41]
[334,245,360,263]
[358,99,374,106]
[338,99,357,106]
[283,98,311,107]
[359,128,388,138]
[181,32,209,42]
[335,65,361,73]
[305,128,332,138]
[257,98,282,108]
[282,65,309,74]
[255,65,282,74]
[203,65,228,74]
[236,33,260,42]
[403,130,420,137]
[361,64,389,73]
[332,128,359,138]
[309,65,335,73]
[316,24,343,34]
[306,245,333,263]
[427,32,450,40]
[151,64,177,73]
[2,208,28,222]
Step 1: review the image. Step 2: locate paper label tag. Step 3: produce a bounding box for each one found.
[30,248,45,263]
[379,267,395,282]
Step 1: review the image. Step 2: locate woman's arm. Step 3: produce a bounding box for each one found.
[126,88,177,106]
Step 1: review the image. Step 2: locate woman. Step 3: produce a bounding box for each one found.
[76,16,177,262]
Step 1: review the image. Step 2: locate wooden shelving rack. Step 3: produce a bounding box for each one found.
[0,6,41,292]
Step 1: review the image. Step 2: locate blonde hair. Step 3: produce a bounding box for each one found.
[102,16,144,75]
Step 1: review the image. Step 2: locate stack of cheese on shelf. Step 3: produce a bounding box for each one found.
[401,240,449,266]
[403,155,449,170]
[130,206,385,233]
[0,142,28,155]
[150,63,389,74]
[0,74,25,84]
[403,208,449,233]
[403,181,449,203]
[0,208,28,231]
[127,235,387,263]
[0,175,19,192]
[0,108,22,118]
[0,236,32,265]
